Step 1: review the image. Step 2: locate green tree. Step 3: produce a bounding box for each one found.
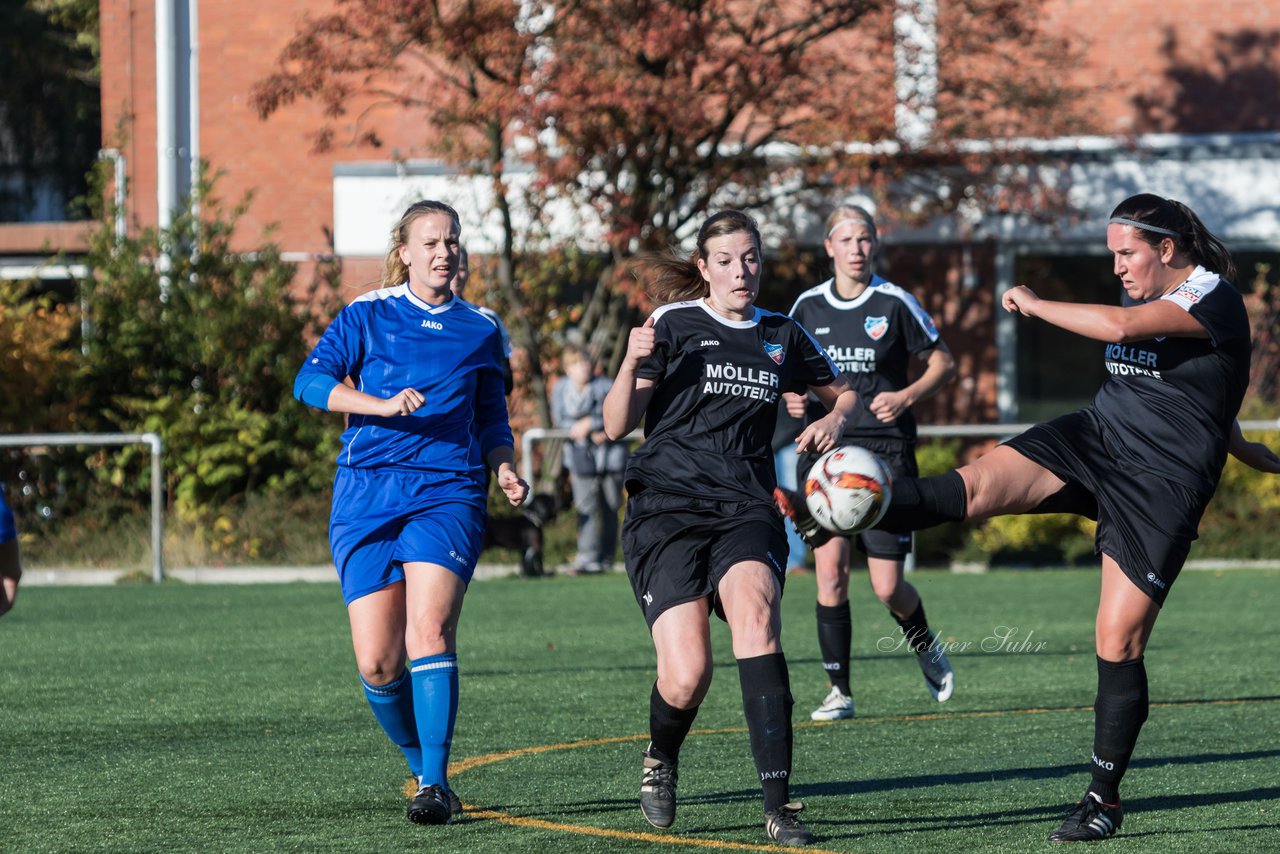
[254,0,1089,415]
[73,169,341,520]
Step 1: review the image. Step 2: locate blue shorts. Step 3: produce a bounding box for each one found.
[329,467,487,605]
[0,486,15,544]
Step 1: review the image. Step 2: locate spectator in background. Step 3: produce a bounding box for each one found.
[451,246,514,395]
[0,483,21,618]
[551,343,627,574]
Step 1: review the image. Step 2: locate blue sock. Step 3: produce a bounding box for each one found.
[410,653,459,790]
[360,668,422,780]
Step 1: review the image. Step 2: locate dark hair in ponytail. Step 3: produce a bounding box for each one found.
[1109,194,1236,282]
[639,210,763,305]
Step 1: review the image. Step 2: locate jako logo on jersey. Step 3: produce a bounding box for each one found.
[864,315,889,340]
[1146,572,1166,589]
[700,339,721,347]
[763,341,785,365]
[814,327,830,334]
[421,319,443,330]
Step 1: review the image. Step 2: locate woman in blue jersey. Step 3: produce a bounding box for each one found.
[779,194,1280,842]
[294,200,529,826]
[604,210,859,846]
[0,483,20,618]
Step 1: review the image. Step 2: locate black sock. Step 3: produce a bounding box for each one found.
[815,602,852,695]
[1088,656,1148,804]
[737,653,794,812]
[648,682,698,764]
[894,600,933,654]
[877,471,967,533]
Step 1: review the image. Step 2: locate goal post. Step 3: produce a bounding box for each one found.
[0,433,165,582]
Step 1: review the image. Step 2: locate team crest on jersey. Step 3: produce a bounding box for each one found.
[864,315,889,340]
[763,341,785,365]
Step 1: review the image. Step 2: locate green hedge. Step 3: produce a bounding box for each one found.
[2,171,342,561]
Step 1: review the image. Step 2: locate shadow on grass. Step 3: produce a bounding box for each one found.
[797,748,1280,798]
[465,747,1280,839]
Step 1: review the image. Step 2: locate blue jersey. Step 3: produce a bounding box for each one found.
[294,285,514,475]
[0,483,15,544]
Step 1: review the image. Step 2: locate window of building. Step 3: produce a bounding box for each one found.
[1010,253,1114,422]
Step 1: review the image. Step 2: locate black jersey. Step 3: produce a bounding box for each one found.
[1091,266,1251,495]
[789,275,941,442]
[626,300,839,503]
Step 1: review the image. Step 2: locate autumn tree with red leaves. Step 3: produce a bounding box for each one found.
[253,0,1090,423]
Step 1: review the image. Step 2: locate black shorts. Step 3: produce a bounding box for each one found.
[797,438,917,560]
[621,488,788,629]
[1004,409,1212,606]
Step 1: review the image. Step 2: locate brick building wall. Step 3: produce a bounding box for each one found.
[1042,0,1280,134]
[97,0,1279,257]
[98,0,438,259]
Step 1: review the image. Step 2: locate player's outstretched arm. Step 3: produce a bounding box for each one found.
[1003,285,1208,343]
[1228,420,1280,474]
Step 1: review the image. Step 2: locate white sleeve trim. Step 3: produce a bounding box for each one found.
[1161,266,1220,312]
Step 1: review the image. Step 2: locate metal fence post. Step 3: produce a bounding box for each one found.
[146,432,165,582]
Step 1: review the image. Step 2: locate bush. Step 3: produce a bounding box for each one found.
[967,512,1097,566]
[1,167,343,560]
[72,172,342,519]
[1195,424,1280,560]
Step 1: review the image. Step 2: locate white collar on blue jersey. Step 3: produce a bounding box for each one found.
[397,283,457,314]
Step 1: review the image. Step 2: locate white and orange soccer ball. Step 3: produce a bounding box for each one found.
[804,445,893,535]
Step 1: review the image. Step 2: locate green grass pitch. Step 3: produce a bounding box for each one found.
[2,568,1277,852]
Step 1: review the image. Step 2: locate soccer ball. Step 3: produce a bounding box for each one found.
[804,445,893,535]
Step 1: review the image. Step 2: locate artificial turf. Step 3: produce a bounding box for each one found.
[2,567,1277,852]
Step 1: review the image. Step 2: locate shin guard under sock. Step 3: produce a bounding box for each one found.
[894,600,934,655]
[361,668,422,779]
[737,653,794,812]
[877,471,967,533]
[815,601,852,695]
[648,682,699,764]
[410,653,459,790]
[1089,656,1148,804]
